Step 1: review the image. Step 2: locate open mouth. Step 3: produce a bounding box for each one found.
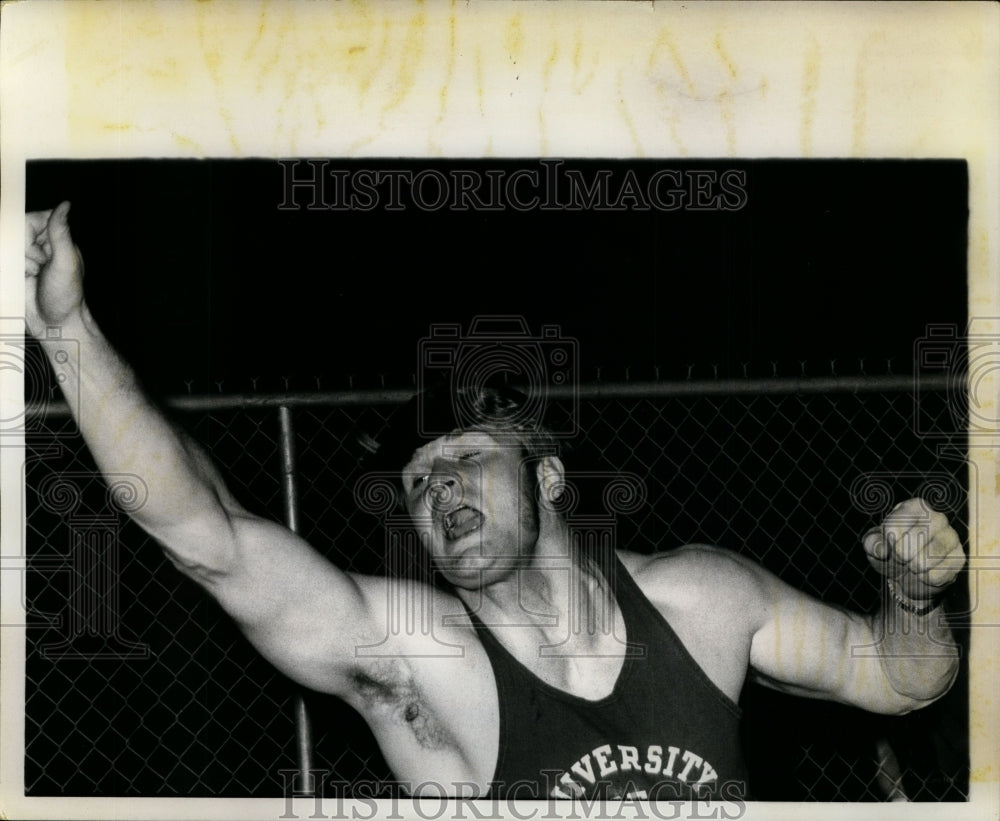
[443,506,483,541]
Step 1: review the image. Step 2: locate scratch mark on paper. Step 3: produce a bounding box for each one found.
[617,70,644,157]
[504,14,524,63]
[571,30,597,94]
[540,41,559,155]
[716,89,735,156]
[852,32,885,156]
[802,37,821,156]
[475,48,485,117]
[713,32,737,80]
[543,40,559,87]
[195,6,240,154]
[714,31,737,153]
[649,25,695,97]
[437,9,457,123]
[383,9,426,113]
[172,131,202,152]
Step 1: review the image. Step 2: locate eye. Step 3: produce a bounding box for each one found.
[458,451,481,461]
[405,474,428,495]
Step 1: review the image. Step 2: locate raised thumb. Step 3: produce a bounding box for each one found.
[47,201,81,273]
[47,201,72,242]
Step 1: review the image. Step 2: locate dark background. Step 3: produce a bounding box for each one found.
[26,159,968,394]
[23,159,970,800]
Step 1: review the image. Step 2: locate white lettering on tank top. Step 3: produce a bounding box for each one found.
[551,741,719,799]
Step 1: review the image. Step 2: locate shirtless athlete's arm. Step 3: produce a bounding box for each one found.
[24,204,497,790]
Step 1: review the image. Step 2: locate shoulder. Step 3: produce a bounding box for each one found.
[618,543,766,590]
[616,545,774,702]
[618,544,772,627]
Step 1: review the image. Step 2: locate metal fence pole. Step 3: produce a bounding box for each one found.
[277,405,315,794]
[25,373,960,419]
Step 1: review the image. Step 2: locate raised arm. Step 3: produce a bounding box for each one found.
[24,203,384,694]
[26,203,246,569]
[748,498,965,714]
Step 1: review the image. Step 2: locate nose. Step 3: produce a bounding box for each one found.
[425,471,463,513]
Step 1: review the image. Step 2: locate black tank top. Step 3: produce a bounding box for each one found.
[465,555,748,800]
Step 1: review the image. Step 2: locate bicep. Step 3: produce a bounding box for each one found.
[204,513,384,694]
[748,569,895,710]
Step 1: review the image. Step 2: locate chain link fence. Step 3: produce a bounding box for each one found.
[22,374,969,801]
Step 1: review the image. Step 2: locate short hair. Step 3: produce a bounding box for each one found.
[361,378,562,489]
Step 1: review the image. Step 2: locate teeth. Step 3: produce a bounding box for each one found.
[443,506,479,539]
[444,506,466,530]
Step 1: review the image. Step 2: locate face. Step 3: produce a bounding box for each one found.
[400,430,538,588]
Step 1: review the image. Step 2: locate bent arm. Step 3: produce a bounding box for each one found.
[641,544,959,715]
[748,501,965,713]
[748,568,959,714]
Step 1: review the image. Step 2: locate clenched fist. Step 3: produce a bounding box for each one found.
[24,202,85,339]
[863,498,965,608]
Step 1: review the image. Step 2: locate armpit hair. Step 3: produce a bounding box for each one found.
[350,660,450,750]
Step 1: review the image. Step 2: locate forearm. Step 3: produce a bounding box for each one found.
[748,555,961,715]
[36,304,241,571]
[869,593,960,708]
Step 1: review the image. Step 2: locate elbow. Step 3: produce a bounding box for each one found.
[881,694,939,717]
[880,698,922,717]
[162,543,235,584]
[878,661,959,716]
[155,509,241,585]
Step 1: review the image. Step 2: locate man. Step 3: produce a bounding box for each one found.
[24,202,965,800]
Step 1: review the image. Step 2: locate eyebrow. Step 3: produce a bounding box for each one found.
[409,428,505,460]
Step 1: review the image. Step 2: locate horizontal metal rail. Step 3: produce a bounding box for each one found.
[24,374,959,419]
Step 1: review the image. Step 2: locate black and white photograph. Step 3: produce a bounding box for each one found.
[2,3,998,821]
[14,154,974,804]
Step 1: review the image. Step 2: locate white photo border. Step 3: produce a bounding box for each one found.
[1,2,997,820]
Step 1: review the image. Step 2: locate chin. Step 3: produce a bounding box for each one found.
[436,544,513,590]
